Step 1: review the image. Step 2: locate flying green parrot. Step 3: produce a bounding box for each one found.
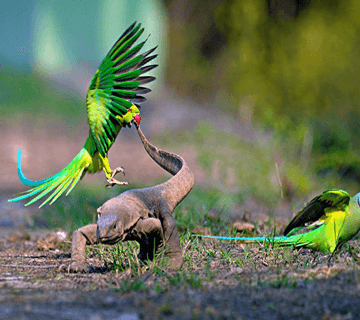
[197,189,360,254]
[9,22,157,208]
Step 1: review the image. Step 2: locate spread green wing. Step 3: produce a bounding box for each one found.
[86,22,157,157]
[284,189,350,236]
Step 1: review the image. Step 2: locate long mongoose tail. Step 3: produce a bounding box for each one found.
[135,124,194,211]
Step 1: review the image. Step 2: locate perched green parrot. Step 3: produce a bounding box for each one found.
[197,190,360,254]
[9,22,157,208]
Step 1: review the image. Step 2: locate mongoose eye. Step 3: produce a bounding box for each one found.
[112,224,116,229]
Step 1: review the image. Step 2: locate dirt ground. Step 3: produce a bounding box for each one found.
[2,116,360,319]
[0,226,359,320]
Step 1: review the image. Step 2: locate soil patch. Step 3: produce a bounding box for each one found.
[0,228,359,319]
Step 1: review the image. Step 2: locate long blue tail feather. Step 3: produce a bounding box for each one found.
[16,149,61,187]
[9,148,88,207]
[195,234,313,250]
[195,235,288,241]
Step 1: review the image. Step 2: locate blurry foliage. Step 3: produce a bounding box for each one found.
[164,0,360,189]
[163,0,228,99]
[4,0,360,216]
[158,120,316,207]
[214,0,360,126]
[158,119,360,210]
[165,0,360,123]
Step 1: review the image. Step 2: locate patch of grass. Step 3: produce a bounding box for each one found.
[166,270,204,289]
[173,186,227,233]
[31,279,45,283]
[92,241,142,275]
[159,301,173,315]
[85,227,356,293]
[156,121,317,206]
[116,278,147,294]
[32,175,360,293]
[267,272,291,288]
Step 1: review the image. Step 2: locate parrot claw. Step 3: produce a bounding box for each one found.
[105,167,127,188]
[106,178,129,188]
[111,167,125,178]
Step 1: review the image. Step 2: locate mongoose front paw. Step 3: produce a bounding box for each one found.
[68,261,87,273]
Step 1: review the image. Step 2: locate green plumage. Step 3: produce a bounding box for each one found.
[198,190,360,254]
[9,22,157,207]
[87,22,156,157]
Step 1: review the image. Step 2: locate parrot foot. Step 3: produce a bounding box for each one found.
[111,166,125,177]
[106,177,129,188]
[105,167,127,188]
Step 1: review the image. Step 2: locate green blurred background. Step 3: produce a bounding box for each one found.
[2,0,360,230]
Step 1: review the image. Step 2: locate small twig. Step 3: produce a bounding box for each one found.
[275,162,284,199]
[133,247,141,274]
[88,246,104,251]
[182,239,192,253]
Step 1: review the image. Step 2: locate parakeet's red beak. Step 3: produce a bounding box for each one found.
[134,114,141,125]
